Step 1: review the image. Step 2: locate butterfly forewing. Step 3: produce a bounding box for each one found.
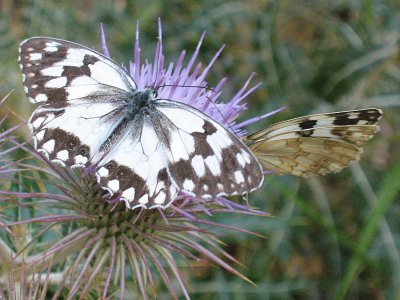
[20,37,264,209]
[20,37,136,167]
[245,108,382,177]
[19,37,136,104]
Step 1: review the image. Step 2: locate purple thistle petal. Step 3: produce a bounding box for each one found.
[181,32,206,82]
[133,21,141,78]
[264,170,277,175]
[100,23,111,58]
[235,106,287,129]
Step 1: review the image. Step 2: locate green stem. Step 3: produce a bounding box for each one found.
[334,159,400,299]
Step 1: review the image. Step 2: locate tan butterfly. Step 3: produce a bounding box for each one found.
[243,108,383,177]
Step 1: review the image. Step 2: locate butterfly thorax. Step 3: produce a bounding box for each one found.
[95,88,158,153]
[125,88,157,118]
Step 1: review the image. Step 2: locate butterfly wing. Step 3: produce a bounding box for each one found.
[244,109,382,177]
[94,113,179,209]
[96,100,264,209]
[20,37,136,167]
[19,37,136,105]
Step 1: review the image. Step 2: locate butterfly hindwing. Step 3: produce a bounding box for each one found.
[29,101,123,167]
[244,108,382,177]
[94,114,179,209]
[156,100,264,198]
[95,100,264,208]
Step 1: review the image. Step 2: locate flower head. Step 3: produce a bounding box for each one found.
[1,21,273,299]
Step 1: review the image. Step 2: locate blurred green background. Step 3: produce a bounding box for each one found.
[1,0,400,299]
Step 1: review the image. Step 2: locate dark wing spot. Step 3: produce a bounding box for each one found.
[35,127,90,166]
[78,145,90,156]
[333,114,359,125]
[191,132,214,157]
[203,121,217,135]
[83,54,99,65]
[299,119,317,130]
[105,160,118,172]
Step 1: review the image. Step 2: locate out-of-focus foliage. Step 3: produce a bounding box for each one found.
[0,0,399,299]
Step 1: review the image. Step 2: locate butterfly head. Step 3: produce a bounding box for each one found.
[133,88,156,102]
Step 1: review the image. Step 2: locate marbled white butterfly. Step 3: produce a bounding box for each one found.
[19,37,264,209]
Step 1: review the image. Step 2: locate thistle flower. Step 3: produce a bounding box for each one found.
[0,21,273,299]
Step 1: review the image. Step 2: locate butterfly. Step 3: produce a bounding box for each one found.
[19,37,264,209]
[244,108,382,177]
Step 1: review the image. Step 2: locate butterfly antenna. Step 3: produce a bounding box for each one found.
[159,83,215,93]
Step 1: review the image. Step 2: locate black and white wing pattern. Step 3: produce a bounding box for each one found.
[19,37,264,209]
[244,109,382,177]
